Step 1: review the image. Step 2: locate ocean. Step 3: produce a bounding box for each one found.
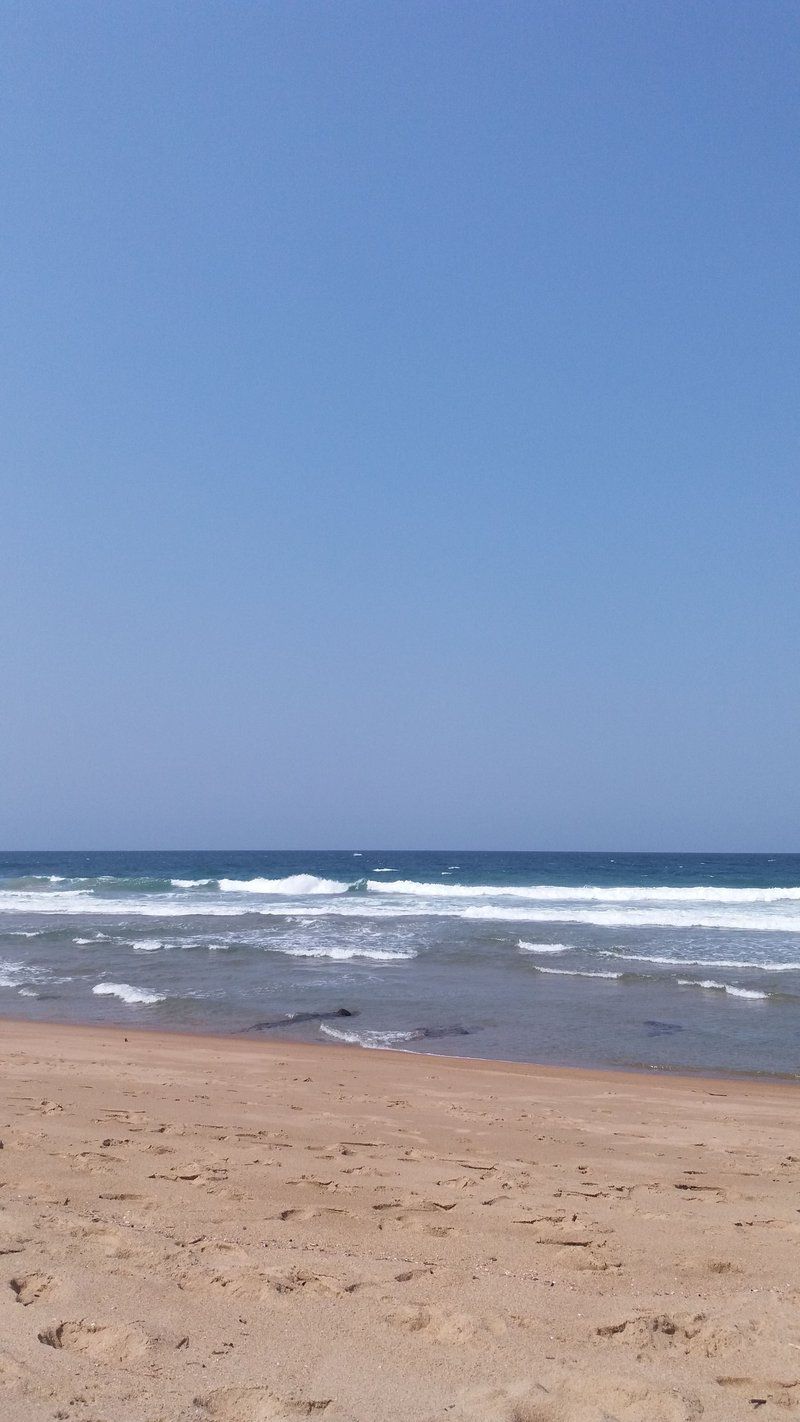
[1,850,799,1076]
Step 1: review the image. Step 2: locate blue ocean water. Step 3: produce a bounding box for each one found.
[1,850,799,1076]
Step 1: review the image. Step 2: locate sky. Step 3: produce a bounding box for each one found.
[1,1,798,850]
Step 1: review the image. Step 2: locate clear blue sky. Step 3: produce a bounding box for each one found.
[1,1,798,849]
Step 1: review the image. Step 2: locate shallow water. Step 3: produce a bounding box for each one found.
[1,850,799,1075]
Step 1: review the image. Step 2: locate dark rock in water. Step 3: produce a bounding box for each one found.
[243,1007,357,1033]
[644,1020,684,1037]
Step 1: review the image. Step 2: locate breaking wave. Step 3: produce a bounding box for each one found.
[460,905,800,931]
[92,982,165,1005]
[517,940,570,954]
[601,951,800,972]
[366,879,800,903]
[218,874,350,895]
[676,979,768,1000]
[319,1024,418,1048]
[533,966,622,980]
[276,945,417,962]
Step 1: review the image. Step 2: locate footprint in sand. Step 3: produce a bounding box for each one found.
[194,1385,335,1421]
[449,1369,703,1422]
[384,1303,506,1344]
[9,1273,54,1306]
[596,1312,761,1358]
[263,1268,341,1298]
[37,1319,150,1365]
[276,1207,345,1223]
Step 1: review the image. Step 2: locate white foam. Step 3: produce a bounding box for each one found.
[0,958,25,987]
[533,966,622,980]
[4,880,800,933]
[372,867,396,873]
[319,1023,417,1048]
[677,979,768,1000]
[131,939,167,952]
[517,940,570,954]
[171,878,214,888]
[602,951,800,972]
[366,879,800,903]
[459,905,800,932]
[277,945,417,962]
[218,875,349,895]
[17,987,39,997]
[92,982,165,1005]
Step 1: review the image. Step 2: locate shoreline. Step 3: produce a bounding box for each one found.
[2,1011,799,1089]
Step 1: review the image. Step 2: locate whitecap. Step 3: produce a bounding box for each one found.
[92,982,165,1005]
[218,874,349,895]
[518,940,570,954]
[276,945,417,962]
[602,951,800,972]
[319,1023,417,1049]
[677,979,768,1000]
[367,879,800,903]
[533,966,622,980]
[459,905,800,932]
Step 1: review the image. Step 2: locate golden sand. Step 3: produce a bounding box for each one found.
[1,1019,798,1421]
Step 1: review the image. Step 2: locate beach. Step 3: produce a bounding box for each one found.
[1,1020,799,1421]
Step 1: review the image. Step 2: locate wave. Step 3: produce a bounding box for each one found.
[131,939,168,952]
[601,951,800,972]
[276,945,417,962]
[365,879,800,903]
[517,940,570,954]
[0,958,25,987]
[4,889,800,930]
[5,874,800,909]
[459,906,800,931]
[533,966,622,980]
[676,979,768,1000]
[92,982,165,1005]
[218,875,350,895]
[319,1023,417,1048]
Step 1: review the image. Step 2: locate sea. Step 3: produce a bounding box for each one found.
[1,851,799,1077]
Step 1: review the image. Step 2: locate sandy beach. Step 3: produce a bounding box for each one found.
[1,1021,798,1421]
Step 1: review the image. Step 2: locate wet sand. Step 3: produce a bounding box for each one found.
[1,1018,799,1421]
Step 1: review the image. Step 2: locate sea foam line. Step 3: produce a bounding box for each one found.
[601,951,800,972]
[676,979,768,1000]
[534,966,622,980]
[517,940,570,954]
[366,879,800,904]
[276,945,417,962]
[319,1023,417,1048]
